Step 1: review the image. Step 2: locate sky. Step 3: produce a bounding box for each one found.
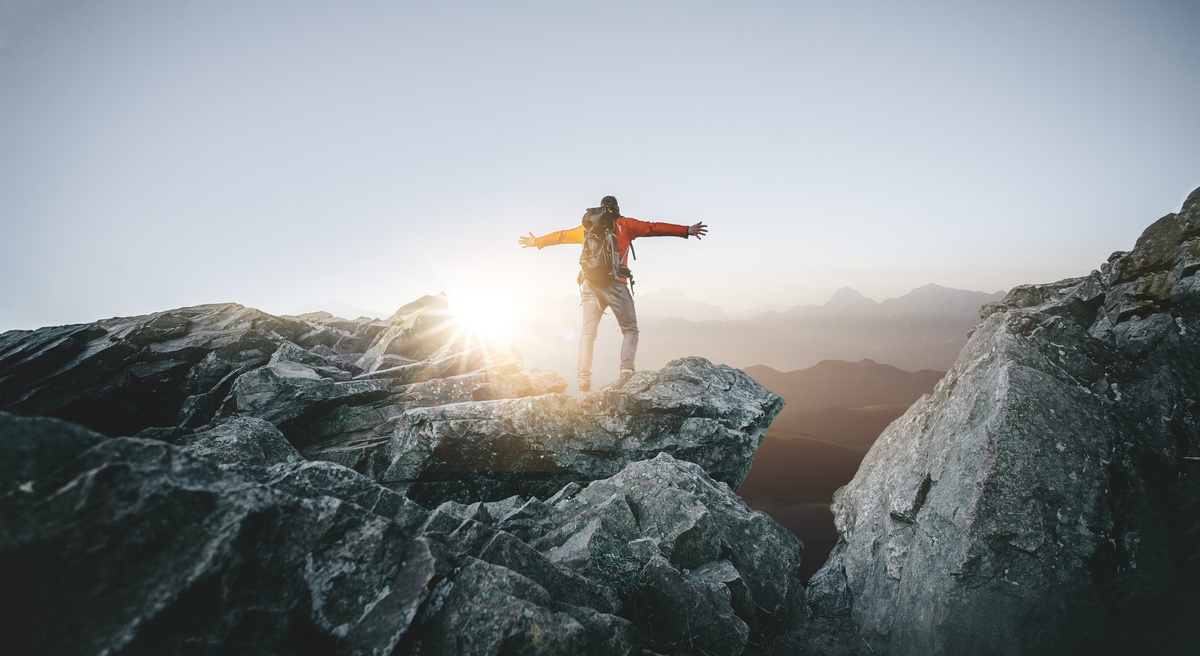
[2,0,1199,332]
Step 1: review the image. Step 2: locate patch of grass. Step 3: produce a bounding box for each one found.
[591,548,649,600]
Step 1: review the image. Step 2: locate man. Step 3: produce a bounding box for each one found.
[519,196,708,392]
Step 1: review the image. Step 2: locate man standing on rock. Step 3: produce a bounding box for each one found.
[519,196,707,392]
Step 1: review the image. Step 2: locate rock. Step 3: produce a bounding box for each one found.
[1,403,810,655]
[498,453,807,652]
[380,356,783,504]
[640,554,749,655]
[354,293,458,373]
[410,558,590,655]
[811,187,1200,654]
[0,412,108,494]
[221,360,396,430]
[0,298,569,479]
[0,412,424,655]
[0,299,773,514]
[0,303,296,436]
[177,415,302,468]
[0,289,792,654]
[0,411,654,655]
[254,459,430,536]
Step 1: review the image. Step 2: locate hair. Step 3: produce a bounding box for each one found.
[600,196,619,209]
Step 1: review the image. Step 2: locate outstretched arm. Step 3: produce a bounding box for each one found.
[518,226,585,249]
[622,218,707,240]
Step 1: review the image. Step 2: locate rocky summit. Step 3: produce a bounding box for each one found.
[0,294,781,504]
[809,187,1200,655]
[0,293,798,655]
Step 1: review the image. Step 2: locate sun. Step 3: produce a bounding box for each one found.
[449,289,517,344]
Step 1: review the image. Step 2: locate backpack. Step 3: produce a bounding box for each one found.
[578,206,633,286]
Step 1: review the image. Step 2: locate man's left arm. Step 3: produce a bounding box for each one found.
[624,218,708,240]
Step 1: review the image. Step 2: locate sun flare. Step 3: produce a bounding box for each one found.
[449,290,517,344]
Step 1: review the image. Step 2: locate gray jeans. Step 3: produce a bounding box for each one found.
[578,280,638,383]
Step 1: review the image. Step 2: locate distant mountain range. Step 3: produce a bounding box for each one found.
[639,284,1006,373]
[632,288,731,322]
[289,300,386,320]
[294,284,1003,389]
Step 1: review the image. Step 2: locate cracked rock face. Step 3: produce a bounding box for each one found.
[0,411,805,655]
[809,187,1200,655]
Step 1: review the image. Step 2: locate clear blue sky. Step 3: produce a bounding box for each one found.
[2,0,1198,331]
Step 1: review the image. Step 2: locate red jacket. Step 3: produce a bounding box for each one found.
[534,217,690,282]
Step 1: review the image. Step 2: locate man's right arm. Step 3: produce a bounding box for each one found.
[519,226,585,249]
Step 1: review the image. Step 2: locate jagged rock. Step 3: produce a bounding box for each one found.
[0,296,568,475]
[380,357,783,504]
[297,366,566,473]
[810,187,1200,655]
[494,453,807,654]
[177,415,301,467]
[0,303,300,436]
[0,298,771,512]
[0,413,424,656]
[221,360,397,428]
[253,459,430,536]
[0,286,791,653]
[0,411,655,655]
[355,294,458,373]
[411,558,589,655]
[2,403,808,655]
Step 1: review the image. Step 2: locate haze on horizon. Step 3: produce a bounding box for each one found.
[2,0,1198,333]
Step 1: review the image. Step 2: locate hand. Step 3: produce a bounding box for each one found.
[688,222,708,240]
[519,231,537,248]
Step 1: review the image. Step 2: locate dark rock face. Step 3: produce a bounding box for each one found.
[0,412,807,655]
[0,414,426,656]
[810,188,1200,655]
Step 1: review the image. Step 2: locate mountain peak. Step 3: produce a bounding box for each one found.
[825,287,875,309]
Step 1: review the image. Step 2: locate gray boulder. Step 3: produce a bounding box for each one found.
[810,187,1200,655]
[490,453,808,654]
[177,414,302,467]
[382,356,783,504]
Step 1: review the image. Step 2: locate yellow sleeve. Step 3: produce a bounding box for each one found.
[535,225,585,249]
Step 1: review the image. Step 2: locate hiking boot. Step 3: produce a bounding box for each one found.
[610,369,635,390]
[577,379,591,393]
